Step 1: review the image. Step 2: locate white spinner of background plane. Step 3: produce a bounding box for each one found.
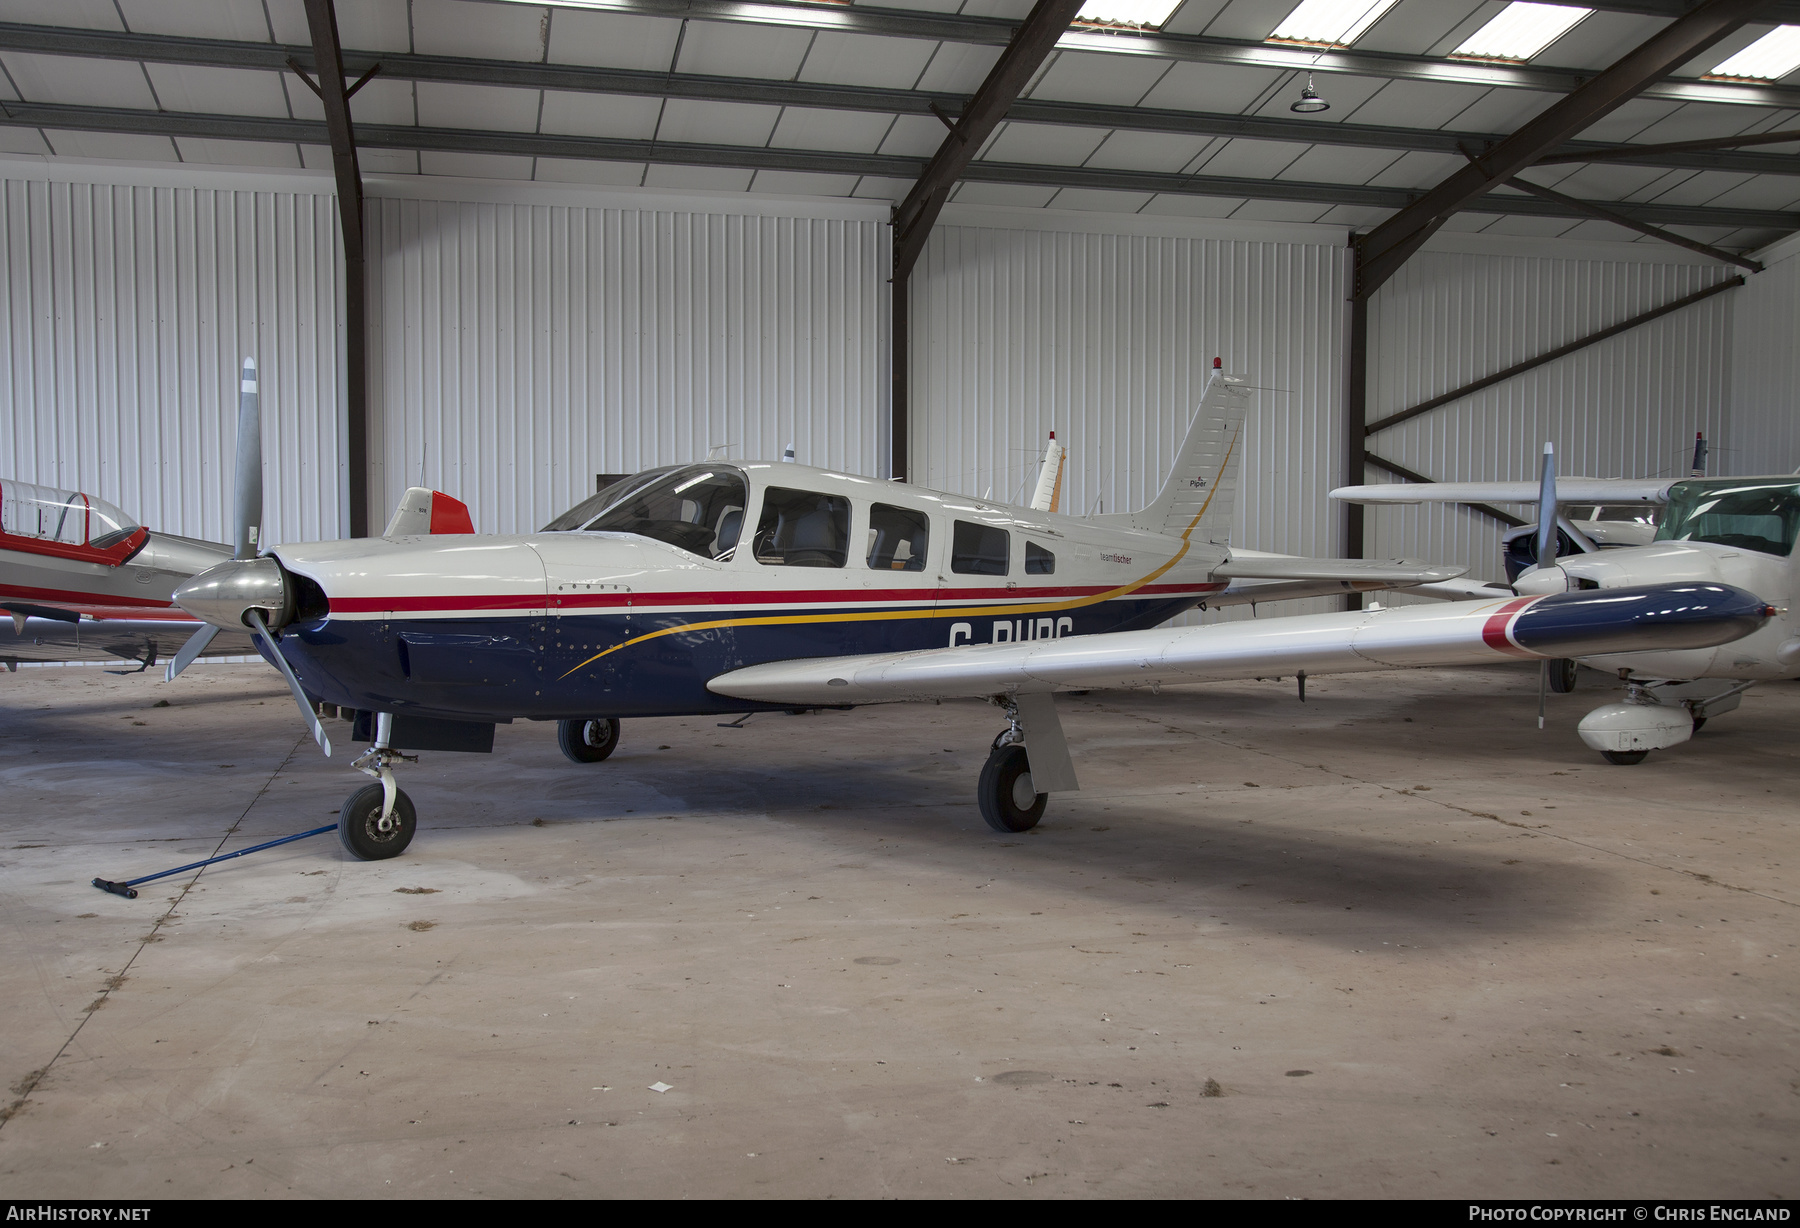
[168,367,1771,860]
[1334,443,1800,763]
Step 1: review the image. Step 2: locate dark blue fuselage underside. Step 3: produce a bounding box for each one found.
[275,594,1202,722]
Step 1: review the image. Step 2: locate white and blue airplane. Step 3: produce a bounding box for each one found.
[169,365,1772,860]
[1335,444,1800,764]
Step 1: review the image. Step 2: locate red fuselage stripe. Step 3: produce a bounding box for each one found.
[1480,597,1538,658]
[0,581,174,609]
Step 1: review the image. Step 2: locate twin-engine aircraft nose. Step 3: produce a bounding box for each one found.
[173,556,293,632]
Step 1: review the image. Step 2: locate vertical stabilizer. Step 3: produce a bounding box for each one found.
[1127,363,1250,542]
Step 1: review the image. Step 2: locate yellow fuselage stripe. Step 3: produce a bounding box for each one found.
[555,421,1240,680]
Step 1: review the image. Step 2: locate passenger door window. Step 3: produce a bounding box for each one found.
[754,487,851,568]
[867,504,930,572]
[951,520,1009,576]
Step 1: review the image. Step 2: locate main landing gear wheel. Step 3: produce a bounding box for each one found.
[978,743,1046,834]
[1548,658,1579,694]
[338,783,417,860]
[558,717,620,763]
[1601,749,1649,766]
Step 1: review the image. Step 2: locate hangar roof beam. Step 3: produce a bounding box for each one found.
[1356,0,1777,301]
[6,21,1800,178]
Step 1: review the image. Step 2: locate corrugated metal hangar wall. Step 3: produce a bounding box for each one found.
[1,158,1783,601]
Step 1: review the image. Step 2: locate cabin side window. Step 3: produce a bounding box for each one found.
[867,503,929,572]
[754,487,851,568]
[951,520,1009,576]
[1025,540,1055,575]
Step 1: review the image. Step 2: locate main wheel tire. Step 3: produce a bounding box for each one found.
[338,783,417,861]
[1601,749,1649,766]
[558,717,620,763]
[978,743,1047,833]
[1548,658,1579,694]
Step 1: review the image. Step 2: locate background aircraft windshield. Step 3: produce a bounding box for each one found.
[578,465,747,560]
[1656,479,1800,557]
[0,481,140,547]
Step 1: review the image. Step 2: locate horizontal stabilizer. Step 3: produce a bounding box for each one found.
[1212,556,1466,585]
[1332,479,1670,506]
[708,583,1768,708]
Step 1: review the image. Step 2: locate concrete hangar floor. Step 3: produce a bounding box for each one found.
[0,661,1792,1199]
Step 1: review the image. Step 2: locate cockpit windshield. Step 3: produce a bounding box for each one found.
[1655,478,1800,558]
[0,481,140,548]
[561,464,748,561]
[541,467,676,532]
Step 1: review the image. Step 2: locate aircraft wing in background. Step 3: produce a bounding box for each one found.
[1331,479,1672,506]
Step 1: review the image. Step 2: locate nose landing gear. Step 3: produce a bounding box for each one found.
[340,711,418,860]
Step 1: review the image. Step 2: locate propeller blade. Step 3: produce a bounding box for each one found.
[163,623,220,682]
[234,357,262,561]
[247,610,331,757]
[1535,442,1558,571]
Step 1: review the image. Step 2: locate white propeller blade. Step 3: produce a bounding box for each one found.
[1536,442,1558,731]
[163,623,220,683]
[1535,441,1558,573]
[233,357,262,562]
[247,610,332,758]
[167,357,263,683]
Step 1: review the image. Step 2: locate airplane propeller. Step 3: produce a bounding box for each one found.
[1536,442,1556,730]
[165,359,261,682]
[164,360,333,755]
[248,607,332,756]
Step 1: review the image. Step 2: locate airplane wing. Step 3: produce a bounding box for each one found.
[1331,479,1672,505]
[1211,555,1466,584]
[708,583,1768,707]
[0,598,202,623]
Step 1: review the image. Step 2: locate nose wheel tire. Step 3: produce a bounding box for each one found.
[558,717,620,763]
[1601,749,1649,766]
[338,783,417,860]
[978,743,1046,833]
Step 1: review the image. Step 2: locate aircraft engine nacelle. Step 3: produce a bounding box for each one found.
[172,556,294,632]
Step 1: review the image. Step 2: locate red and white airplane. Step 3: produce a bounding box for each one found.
[0,476,249,673]
[169,365,1772,861]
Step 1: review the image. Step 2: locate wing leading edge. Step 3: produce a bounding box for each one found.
[708,583,1769,707]
[1331,479,1672,506]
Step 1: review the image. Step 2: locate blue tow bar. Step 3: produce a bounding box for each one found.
[92,823,339,899]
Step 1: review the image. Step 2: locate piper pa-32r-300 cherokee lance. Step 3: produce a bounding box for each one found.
[170,364,1773,861]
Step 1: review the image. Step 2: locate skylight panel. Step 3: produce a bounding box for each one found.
[1451,3,1592,62]
[1267,0,1400,48]
[1076,0,1184,30]
[1707,26,1800,81]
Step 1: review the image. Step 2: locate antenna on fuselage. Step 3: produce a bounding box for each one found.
[1690,432,1708,478]
[782,443,796,463]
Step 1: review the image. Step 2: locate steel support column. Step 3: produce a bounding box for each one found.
[299,0,370,537]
